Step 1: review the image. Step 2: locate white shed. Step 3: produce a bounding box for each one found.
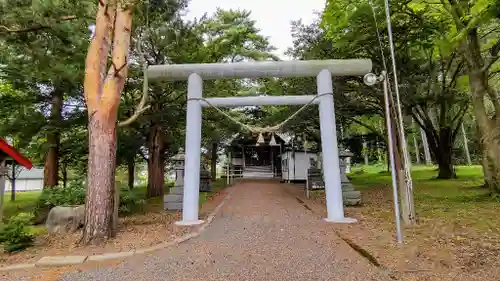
[281,151,319,182]
[5,167,44,192]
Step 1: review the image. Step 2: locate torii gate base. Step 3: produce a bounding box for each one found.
[147,59,372,225]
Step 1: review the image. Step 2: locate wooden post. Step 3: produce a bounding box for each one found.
[0,160,7,224]
[227,152,231,186]
[10,162,16,201]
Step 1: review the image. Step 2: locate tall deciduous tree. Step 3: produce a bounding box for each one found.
[321,0,475,180]
[428,0,500,190]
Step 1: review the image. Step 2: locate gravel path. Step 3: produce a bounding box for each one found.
[58,181,391,281]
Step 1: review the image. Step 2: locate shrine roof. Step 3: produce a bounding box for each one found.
[0,138,33,169]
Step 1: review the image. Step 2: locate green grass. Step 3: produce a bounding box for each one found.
[349,164,500,233]
[2,191,41,222]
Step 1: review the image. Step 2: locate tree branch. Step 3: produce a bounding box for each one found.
[101,2,133,116]
[349,117,385,140]
[118,76,150,127]
[0,15,79,33]
[481,41,500,72]
[83,1,113,110]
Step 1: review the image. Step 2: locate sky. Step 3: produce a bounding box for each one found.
[183,0,326,59]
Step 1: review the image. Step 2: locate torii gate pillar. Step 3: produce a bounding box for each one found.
[147,59,371,225]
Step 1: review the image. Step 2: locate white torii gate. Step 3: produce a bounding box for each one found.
[148,59,372,225]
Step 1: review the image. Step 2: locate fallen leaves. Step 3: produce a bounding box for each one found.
[308,184,500,281]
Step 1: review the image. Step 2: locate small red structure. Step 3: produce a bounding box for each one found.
[0,138,33,169]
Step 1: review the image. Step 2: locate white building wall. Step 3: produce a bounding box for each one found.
[231,158,243,166]
[281,151,319,181]
[4,167,44,192]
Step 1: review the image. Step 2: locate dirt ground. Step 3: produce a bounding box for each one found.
[287,184,500,281]
[0,188,227,281]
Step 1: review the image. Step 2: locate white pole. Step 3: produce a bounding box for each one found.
[382,72,403,243]
[176,73,204,226]
[317,69,356,223]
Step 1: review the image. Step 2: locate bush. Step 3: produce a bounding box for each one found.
[33,180,146,223]
[119,188,146,215]
[0,213,35,253]
[33,179,86,224]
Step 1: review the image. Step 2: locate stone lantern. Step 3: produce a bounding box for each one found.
[339,148,361,206]
[339,148,353,176]
[164,149,185,210]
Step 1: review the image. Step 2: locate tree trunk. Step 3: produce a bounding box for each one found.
[435,149,455,179]
[43,91,63,188]
[81,0,133,244]
[362,140,369,165]
[468,72,500,192]
[386,149,390,172]
[147,124,165,198]
[81,114,117,244]
[412,119,420,164]
[464,29,500,193]
[127,158,135,190]
[62,162,68,189]
[211,142,218,181]
[479,127,494,188]
[460,122,472,165]
[423,126,456,179]
[420,127,432,165]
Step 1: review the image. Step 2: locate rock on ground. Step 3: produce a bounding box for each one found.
[46,205,85,234]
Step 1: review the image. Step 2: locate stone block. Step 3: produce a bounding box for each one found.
[164,202,183,210]
[342,190,361,199]
[164,194,183,203]
[341,184,355,192]
[170,186,184,195]
[200,170,211,192]
[36,255,87,267]
[135,242,171,254]
[0,263,36,272]
[344,198,361,206]
[87,251,135,262]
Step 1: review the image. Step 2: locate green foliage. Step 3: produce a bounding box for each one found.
[118,188,146,215]
[0,212,35,253]
[35,180,86,211]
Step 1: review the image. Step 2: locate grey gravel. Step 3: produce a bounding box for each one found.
[58,181,391,281]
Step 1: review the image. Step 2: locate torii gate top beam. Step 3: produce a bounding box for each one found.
[147,59,372,81]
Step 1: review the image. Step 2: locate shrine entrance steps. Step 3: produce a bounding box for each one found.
[242,165,275,179]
